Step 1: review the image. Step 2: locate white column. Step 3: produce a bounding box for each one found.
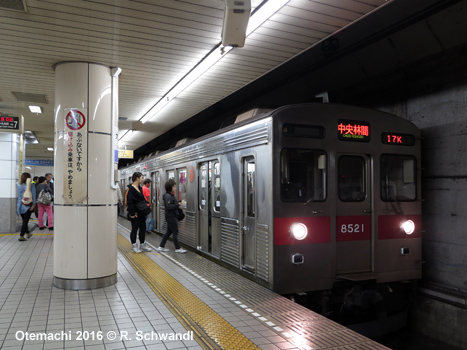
[0,132,20,233]
[53,62,120,290]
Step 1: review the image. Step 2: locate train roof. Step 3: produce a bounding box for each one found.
[120,103,419,170]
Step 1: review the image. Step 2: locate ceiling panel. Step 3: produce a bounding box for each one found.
[0,0,390,160]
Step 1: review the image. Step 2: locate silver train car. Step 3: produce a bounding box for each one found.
[120,104,422,299]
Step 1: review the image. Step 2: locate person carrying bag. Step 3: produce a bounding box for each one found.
[156,179,186,253]
[17,173,36,241]
[126,172,152,254]
[35,176,54,230]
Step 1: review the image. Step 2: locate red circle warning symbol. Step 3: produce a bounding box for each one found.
[66,110,86,130]
[188,167,195,183]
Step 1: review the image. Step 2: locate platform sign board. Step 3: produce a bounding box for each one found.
[0,116,19,130]
[63,108,88,204]
[25,159,55,166]
[118,149,134,159]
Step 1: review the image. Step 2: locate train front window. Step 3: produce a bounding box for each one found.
[381,154,416,201]
[281,149,326,202]
[338,156,366,202]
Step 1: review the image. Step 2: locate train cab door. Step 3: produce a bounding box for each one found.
[198,162,211,253]
[336,154,373,275]
[241,157,256,272]
[151,171,160,231]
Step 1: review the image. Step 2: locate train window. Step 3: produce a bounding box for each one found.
[213,162,221,212]
[338,156,366,202]
[178,168,187,207]
[246,160,256,217]
[381,155,416,201]
[281,149,326,202]
[199,163,207,210]
[167,170,175,181]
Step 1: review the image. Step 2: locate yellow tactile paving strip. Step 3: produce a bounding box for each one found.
[117,233,259,350]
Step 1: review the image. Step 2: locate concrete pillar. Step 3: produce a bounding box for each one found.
[53,62,120,290]
[0,132,21,233]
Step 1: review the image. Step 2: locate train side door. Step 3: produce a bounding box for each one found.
[151,171,160,231]
[198,162,210,253]
[241,157,256,272]
[211,162,221,258]
[336,154,372,275]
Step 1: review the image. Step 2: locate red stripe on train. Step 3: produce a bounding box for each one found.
[274,217,331,245]
[378,214,422,239]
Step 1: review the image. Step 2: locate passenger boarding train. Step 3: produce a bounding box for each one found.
[120,103,421,319]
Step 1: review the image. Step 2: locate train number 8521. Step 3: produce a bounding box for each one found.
[340,224,365,234]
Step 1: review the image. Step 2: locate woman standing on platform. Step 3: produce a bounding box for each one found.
[35,176,53,230]
[16,172,36,241]
[157,179,186,253]
[126,172,152,253]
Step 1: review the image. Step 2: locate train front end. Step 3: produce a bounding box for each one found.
[271,104,422,332]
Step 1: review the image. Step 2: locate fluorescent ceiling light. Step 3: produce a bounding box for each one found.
[29,106,42,113]
[140,0,290,124]
[24,130,39,144]
[141,46,233,124]
[246,0,290,36]
[118,130,135,143]
[47,147,53,151]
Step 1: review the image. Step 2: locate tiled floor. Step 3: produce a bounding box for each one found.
[0,231,203,350]
[0,220,389,350]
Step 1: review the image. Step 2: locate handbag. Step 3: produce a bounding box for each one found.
[146,215,155,231]
[136,200,151,216]
[37,187,52,205]
[176,208,185,221]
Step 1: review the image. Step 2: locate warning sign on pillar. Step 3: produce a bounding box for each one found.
[66,110,86,130]
[63,108,88,204]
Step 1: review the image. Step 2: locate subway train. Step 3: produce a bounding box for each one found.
[119,103,422,329]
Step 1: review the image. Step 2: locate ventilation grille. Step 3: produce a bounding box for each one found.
[0,0,27,12]
[12,92,47,103]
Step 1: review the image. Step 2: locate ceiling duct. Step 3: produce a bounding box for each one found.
[0,0,27,12]
[12,92,47,103]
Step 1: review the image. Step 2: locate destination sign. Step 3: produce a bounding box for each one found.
[337,119,370,142]
[0,116,19,130]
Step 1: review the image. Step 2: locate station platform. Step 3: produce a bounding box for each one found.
[0,220,389,350]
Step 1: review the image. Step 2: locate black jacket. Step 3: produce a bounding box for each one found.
[126,184,145,217]
[163,192,179,218]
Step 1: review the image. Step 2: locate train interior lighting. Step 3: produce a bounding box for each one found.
[401,220,415,235]
[290,222,308,240]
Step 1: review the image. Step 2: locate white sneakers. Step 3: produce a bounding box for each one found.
[140,242,152,252]
[136,245,186,253]
[156,247,186,253]
[132,242,152,253]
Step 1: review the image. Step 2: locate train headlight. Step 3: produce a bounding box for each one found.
[290,223,308,240]
[401,220,415,235]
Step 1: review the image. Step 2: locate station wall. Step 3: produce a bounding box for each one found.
[378,82,467,349]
